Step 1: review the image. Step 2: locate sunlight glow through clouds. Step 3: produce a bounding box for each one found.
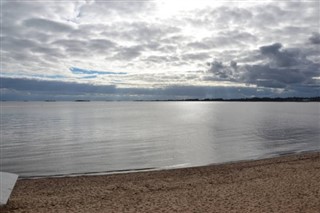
[1,0,319,99]
[155,0,214,17]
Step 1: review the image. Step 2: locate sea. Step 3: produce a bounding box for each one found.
[1,102,319,178]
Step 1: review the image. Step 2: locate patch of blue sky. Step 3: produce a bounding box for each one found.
[70,67,127,75]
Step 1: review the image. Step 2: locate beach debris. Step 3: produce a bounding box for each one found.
[0,172,19,205]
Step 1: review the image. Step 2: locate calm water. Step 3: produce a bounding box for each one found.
[1,102,319,178]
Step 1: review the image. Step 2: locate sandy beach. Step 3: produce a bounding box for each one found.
[1,152,319,213]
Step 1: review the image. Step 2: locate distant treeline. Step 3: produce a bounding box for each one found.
[145,97,320,102]
[2,97,320,102]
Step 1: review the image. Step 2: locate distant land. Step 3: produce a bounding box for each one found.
[139,97,320,102]
[1,97,319,102]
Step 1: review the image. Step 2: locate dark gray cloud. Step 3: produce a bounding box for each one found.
[143,55,180,64]
[50,38,117,57]
[258,42,317,69]
[187,41,214,50]
[113,45,144,60]
[88,39,117,50]
[23,18,74,33]
[230,61,237,70]
[259,43,303,67]
[309,32,320,45]
[1,77,116,94]
[52,39,87,51]
[4,77,314,101]
[53,38,113,48]
[31,46,65,58]
[2,36,39,51]
[2,35,65,70]
[205,42,320,93]
[259,43,282,55]
[242,65,305,88]
[206,60,236,80]
[1,1,48,26]
[181,52,211,61]
[80,0,156,17]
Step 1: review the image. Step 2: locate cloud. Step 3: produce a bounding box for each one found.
[181,52,211,61]
[184,30,257,51]
[2,77,307,101]
[51,38,117,56]
[207,60,235,79]
[309,32,320,45]
[1,0,319,99]
[205,42,320,92]
[2,36,39,51]
[121,22,180,42]
[259,43,302,67]
[1,77,116,94]
[113,45,144,60]
[187,41,213,50]
[258,42,318,71]
[230,61,237,70]
[79,0,156,18]
[2,76,319,101]
[143,55,175,63]
[23,18,74,33]
[242,65,304,88]
[88,39,117,51]
[259,43,282,55]
[186,6,253,29]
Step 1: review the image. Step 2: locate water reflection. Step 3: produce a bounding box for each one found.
[1,102,319,177]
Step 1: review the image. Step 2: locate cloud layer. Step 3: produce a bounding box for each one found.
[1,0,319,100]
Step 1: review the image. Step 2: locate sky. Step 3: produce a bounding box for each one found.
[1,0,319,100]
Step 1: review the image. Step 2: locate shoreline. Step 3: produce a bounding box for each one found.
[18,150,320,180]
[2,152,319,212]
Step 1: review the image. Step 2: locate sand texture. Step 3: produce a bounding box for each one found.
[1,152,320,213]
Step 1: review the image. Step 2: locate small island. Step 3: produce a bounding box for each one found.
[74,100,90,102]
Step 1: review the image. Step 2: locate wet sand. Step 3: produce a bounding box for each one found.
[2,152,320,213]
